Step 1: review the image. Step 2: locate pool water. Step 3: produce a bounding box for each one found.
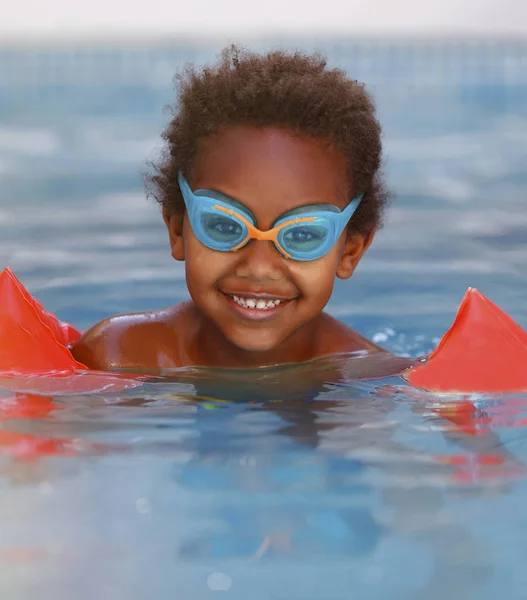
[0,38,527,599]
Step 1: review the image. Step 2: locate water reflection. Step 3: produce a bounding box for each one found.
[1,352,526,598]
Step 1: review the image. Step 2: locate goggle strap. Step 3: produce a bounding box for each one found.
[335,192,364,237]
[178,172,193,200]
[343,192,364,219]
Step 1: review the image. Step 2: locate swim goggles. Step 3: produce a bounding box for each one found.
[178,172,364,262]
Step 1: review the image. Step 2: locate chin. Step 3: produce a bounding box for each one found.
[225,329,286,354]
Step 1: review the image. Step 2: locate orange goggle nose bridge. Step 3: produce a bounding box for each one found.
[213,204,317,258]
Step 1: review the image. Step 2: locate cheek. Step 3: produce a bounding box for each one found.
[183,226,235,289]
[289,251,340,299]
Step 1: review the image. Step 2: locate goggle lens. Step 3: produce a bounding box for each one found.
[200,212,246,245]
[281,223,329,254]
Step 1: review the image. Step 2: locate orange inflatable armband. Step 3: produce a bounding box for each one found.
[0,268,144,394]
[0,267,86,375]
[405,288,527,393]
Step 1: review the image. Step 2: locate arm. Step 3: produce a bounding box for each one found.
[71,310,179,370]
[70,318,120,370]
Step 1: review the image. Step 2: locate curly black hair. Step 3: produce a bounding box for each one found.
[147,45,390,235]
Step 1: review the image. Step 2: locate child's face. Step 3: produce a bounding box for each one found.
[164,126,373,355]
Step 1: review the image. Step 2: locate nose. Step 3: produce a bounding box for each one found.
[233,239,286,282]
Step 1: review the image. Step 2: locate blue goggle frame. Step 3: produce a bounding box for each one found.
[178,172,364,262]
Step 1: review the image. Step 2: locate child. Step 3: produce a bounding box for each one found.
[72,46,393,371]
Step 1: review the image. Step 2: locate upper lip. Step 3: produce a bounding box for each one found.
[222,291,297,301]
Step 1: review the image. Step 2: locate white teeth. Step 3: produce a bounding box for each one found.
[231,295,284,310]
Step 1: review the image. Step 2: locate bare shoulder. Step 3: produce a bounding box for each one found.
[313,313,417,377]
[70,303,188,370]
[318,312,386,355]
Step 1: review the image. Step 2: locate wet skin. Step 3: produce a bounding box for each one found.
[72,125,389,371]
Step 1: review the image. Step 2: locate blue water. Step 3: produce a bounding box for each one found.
[0,38,527,599]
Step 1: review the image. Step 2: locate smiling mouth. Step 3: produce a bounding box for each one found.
[222,293,296,317]
[231,295,283,310]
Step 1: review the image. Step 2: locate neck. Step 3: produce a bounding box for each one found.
[185,304,321,369]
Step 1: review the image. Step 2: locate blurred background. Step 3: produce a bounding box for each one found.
[0,0,526,354]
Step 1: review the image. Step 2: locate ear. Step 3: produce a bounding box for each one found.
[335,230,374,280]
[163,207,186,261]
